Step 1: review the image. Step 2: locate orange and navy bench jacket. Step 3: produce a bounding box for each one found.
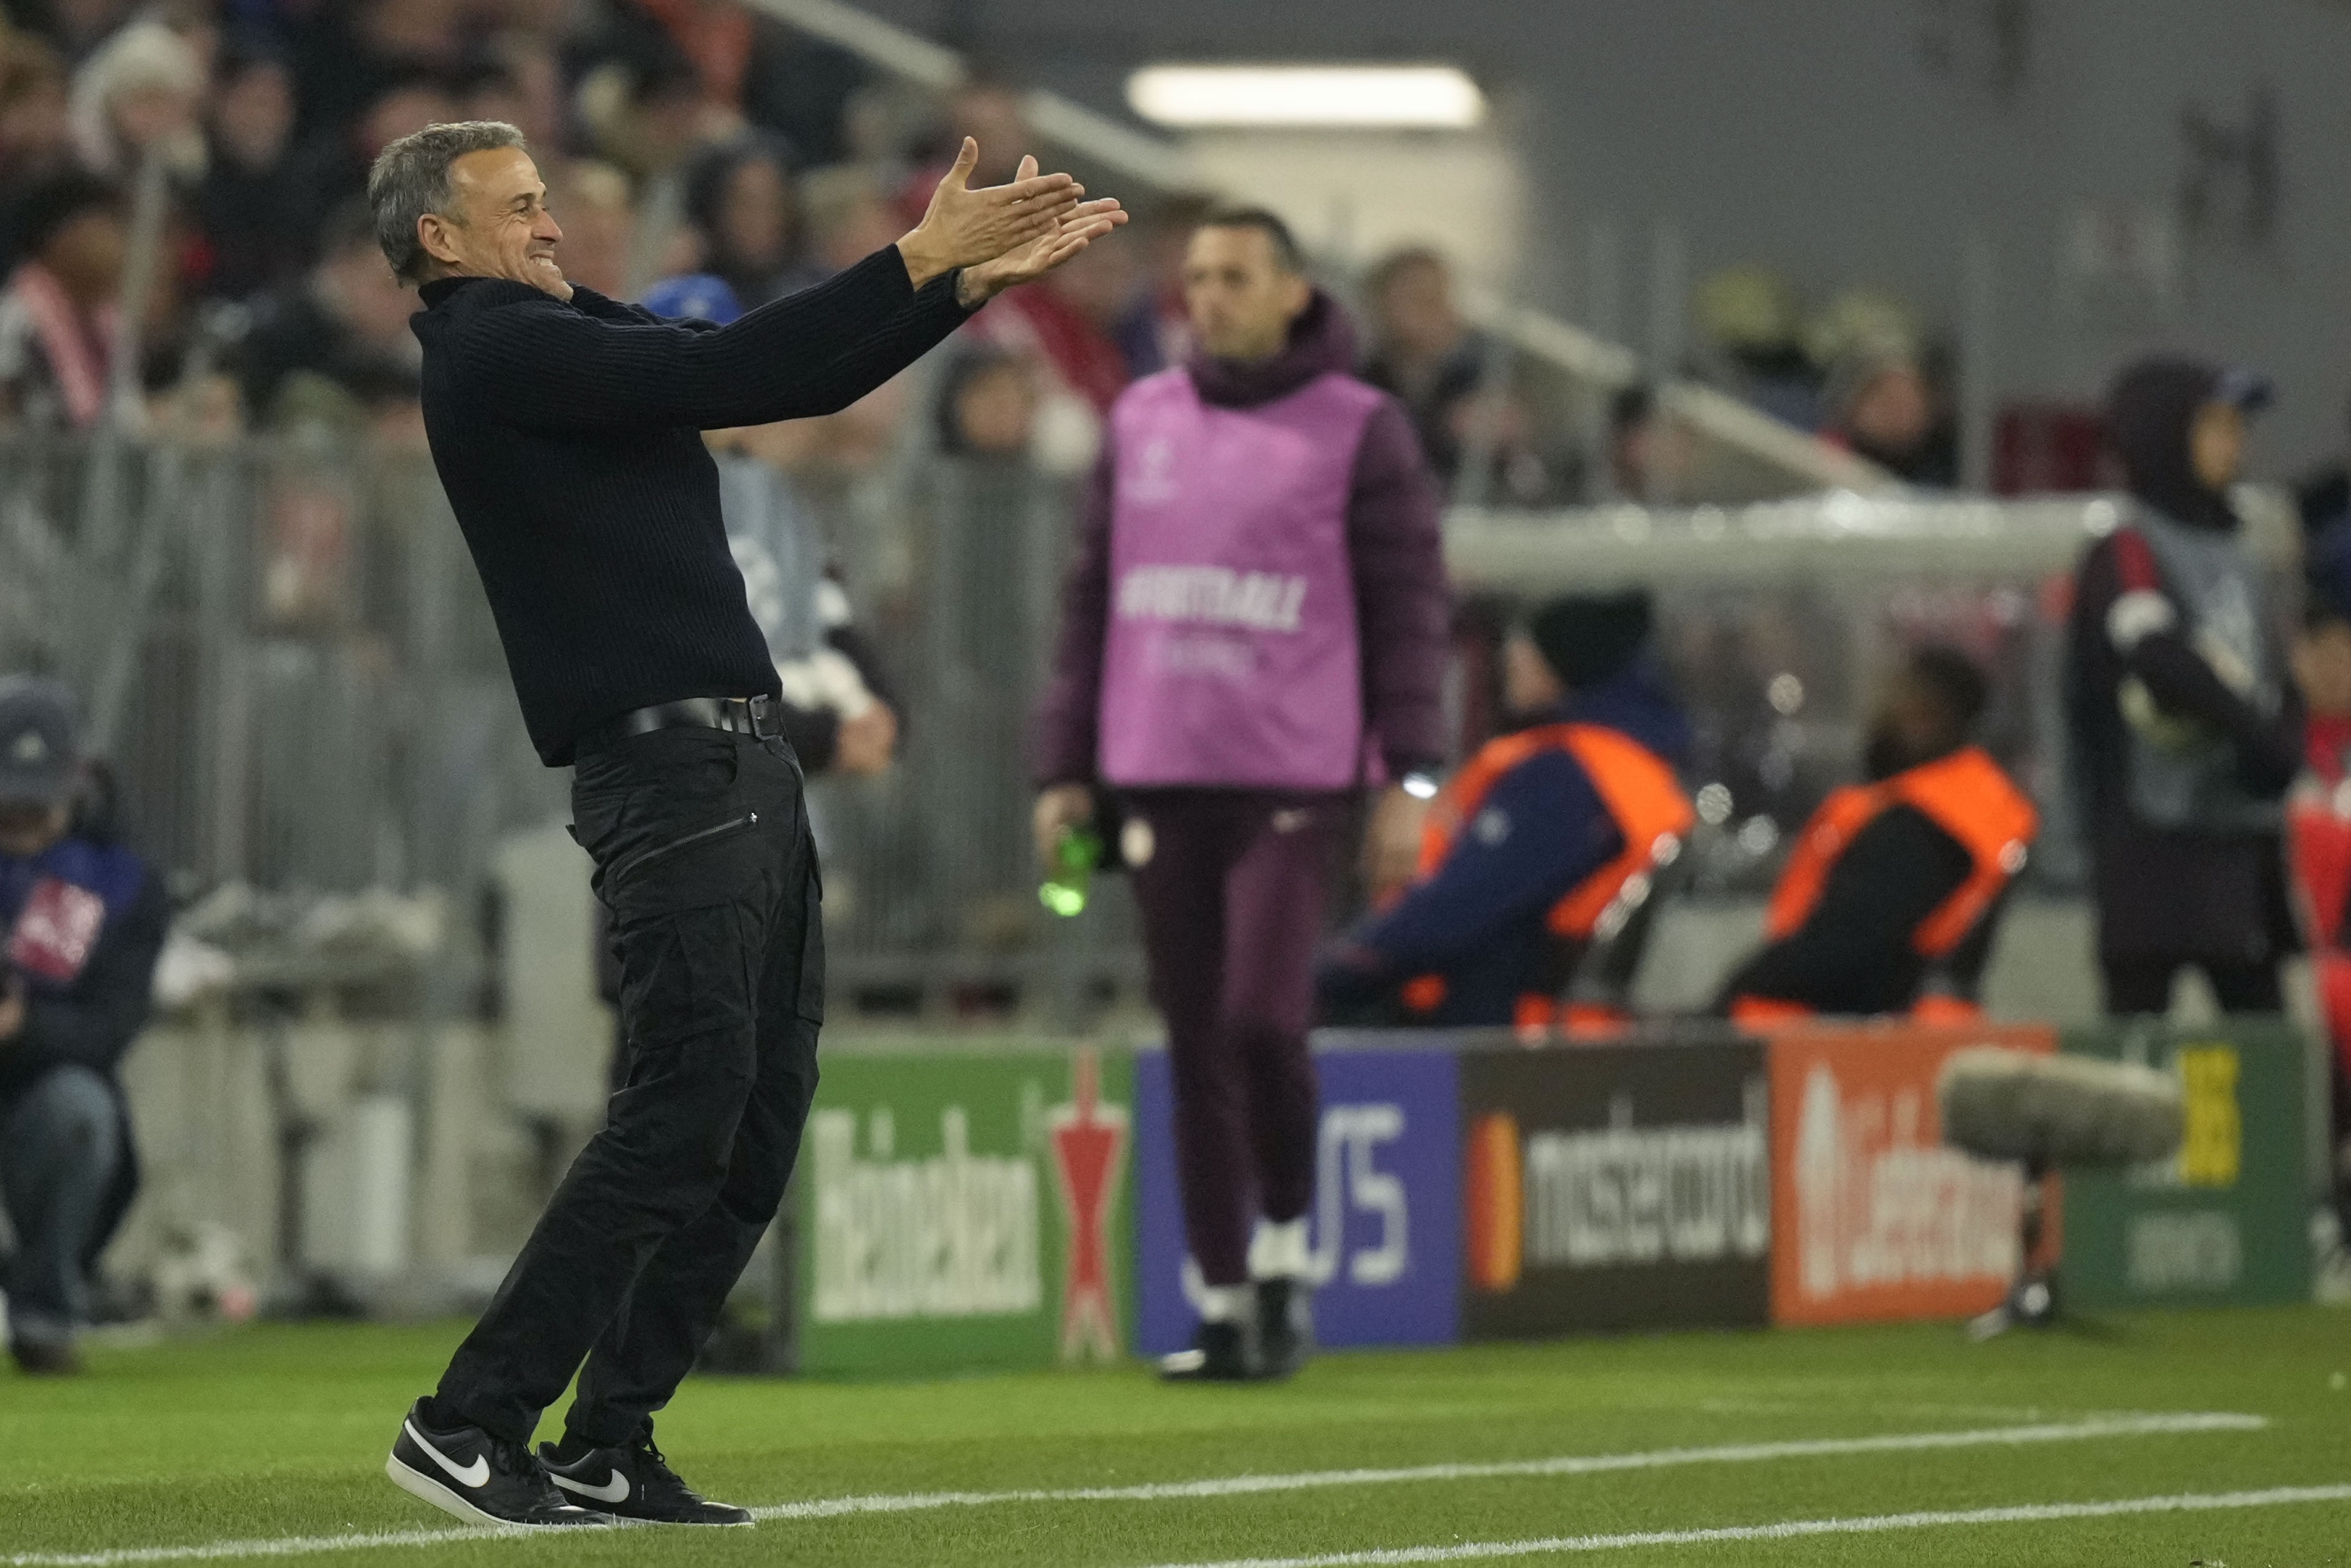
[1725,745,2037,1023]
[1321,670,1692,1029]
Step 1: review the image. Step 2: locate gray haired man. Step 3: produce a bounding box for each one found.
[368,122,1122,1530]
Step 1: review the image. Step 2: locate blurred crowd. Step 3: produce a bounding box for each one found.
[0,0,1145,459]
[1685,262,1960,488]
[0,0,1687,511]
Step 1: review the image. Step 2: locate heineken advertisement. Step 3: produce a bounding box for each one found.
[2058,1021,2310,1309]
[795,1047,1134,1375]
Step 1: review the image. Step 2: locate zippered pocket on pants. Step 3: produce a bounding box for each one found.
[615,811,759,886]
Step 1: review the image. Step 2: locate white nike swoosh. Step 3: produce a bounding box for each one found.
[403,1420,491,1490]
[553,1469,631,1504]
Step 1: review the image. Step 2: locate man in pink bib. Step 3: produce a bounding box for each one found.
[1033,209,1449,1380]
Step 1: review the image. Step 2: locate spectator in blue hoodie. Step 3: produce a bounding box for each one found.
[1321,593,1693,1031]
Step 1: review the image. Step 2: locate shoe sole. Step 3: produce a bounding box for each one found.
[384,1453,614,1530]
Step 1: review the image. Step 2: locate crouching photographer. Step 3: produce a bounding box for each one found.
[0,678,167,1375]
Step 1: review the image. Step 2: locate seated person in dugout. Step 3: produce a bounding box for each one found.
[1319,592,1693,1031]
[1722,645,2037,1023]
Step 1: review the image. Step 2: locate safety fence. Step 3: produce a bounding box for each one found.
[0,433,560,903]
[756,1016,2318,1375]
[0,423,2144,1025]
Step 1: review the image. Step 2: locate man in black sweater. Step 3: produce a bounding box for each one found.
[368,120,1121,1530]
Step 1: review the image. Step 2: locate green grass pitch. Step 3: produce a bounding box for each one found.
[2,1306,2348,1566]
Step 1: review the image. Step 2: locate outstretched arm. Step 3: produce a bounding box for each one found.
[459,143,1119,433]
[459,249,965,433]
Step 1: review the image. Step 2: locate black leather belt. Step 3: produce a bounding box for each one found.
[578,695,783,755]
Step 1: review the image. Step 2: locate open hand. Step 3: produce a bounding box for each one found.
[898,140,1082,289]
[959,188,1130,307]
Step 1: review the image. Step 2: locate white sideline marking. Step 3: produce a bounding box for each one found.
[746,1412,2262,1520]
[1135,1483,2351,1568]
[1,1530,513,1566]
[0,1412,2271,1567]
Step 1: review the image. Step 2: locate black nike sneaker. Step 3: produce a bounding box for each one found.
[1159,1319,1259,1382]
[1255,1276,1313,1381]
[386,1399,612,1530]
[540,1429,753,1526]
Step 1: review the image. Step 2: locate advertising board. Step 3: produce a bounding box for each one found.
[2059,1021,2310,1309]
[1765,1022,2055,1325]
[1135,1039,1460,1354]
[795,1047,1133,1375]
[1459,1035,1771,1338]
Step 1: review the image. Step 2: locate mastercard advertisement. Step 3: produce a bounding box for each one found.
[1458,1036,1772,1339]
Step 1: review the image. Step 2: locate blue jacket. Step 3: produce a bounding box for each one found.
[0,833,161,1085]
[0,829,165,1265]
[1326,665,1691,1026]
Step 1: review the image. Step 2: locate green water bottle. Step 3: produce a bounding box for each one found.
[1039,824,1103,917]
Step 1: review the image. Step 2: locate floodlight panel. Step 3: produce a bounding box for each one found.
[1127,64,1487,129]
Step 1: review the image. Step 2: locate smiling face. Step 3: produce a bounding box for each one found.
[416,145,568,299]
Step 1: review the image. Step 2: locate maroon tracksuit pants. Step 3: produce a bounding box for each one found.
[1123,788,1347,1287]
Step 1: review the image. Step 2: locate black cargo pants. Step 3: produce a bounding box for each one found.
[437,725,822,1446]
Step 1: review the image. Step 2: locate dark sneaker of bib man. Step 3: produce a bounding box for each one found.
[386,1399,612,1528]
[1256,1276,1313,1379]
[539,1425,753,1526]
[1160,1280,1312,1383]
[1160,1316,1261,1382]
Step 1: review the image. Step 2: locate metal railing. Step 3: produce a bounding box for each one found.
[0,434,561,906]
[8,428,2164,1308]
[0,428,2134,1017]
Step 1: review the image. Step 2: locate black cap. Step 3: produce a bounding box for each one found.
[1526,592,1653,689]
[0,677,78,807]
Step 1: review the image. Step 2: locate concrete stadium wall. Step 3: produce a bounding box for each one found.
[865,0,2351,471]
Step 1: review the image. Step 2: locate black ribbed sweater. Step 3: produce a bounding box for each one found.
[414,248,970,764]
